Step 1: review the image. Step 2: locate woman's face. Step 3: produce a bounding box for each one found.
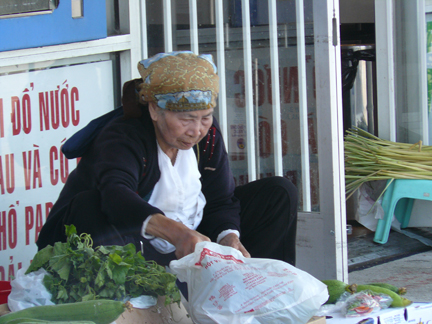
[149,102,214,153]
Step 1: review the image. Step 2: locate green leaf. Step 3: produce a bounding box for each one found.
[57,285,69,301]
[69,289,80,302]
[95,261,109,288]
[53,241,68,255]
[109,253,123,265]
[112,264,130,285]
[98,245,110,255]
[122,243,137,255]
[81,293,95,301]
[25,245,54,274]
[98,287,113,298]
[49,254,72,281]
[65,224,77,237]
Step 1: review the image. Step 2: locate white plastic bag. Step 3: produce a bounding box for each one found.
[8,267,157,311]
[8,267,55,312]
[128,295,157,309]
[350,180,387,232]
[169,242,329,324]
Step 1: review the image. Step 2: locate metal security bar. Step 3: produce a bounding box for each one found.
[375,0,396,142]
[241,0,257,182]
[189,0,199,54]
[268,0,283,177]
[163,0,173,52]
[141,0,148,60]
[215,0,229,143]
[129,0,142,79]
[296,0,311,211]
[418,2,429,144]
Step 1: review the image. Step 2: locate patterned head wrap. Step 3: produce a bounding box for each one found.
[137,51,219,111]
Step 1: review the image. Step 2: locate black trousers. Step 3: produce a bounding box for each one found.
[235,176,298,266]
[56,176,298,266]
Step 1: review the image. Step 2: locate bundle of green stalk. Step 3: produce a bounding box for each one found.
[345,127,432,199]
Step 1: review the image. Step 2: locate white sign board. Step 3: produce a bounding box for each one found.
[0,60,114,280]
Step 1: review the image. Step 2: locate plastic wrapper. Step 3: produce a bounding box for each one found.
[342,290,393,317]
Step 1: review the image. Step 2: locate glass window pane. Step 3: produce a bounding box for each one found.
[394,1,424,144]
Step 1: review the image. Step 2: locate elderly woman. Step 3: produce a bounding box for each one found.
[37,51,298,271]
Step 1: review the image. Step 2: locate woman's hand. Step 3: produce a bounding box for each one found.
[173,229,210,259]
[145,213,210,259]
[219,233,251,258]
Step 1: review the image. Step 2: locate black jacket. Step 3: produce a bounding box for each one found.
[37,107,241,249]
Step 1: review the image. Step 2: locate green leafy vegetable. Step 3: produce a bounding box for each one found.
[26,225,180,306]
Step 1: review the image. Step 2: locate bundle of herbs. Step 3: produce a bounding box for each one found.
[26,225,180,306]
[345,127,432,199]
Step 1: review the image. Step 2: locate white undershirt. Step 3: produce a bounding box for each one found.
[142,143,205,253]
[141,143,239,254]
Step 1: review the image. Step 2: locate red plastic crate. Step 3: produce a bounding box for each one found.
[0,281,11,304]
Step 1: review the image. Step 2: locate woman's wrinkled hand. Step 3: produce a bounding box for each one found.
[173,229,210,259]
[145,213,210,259]
[219,233,251,258]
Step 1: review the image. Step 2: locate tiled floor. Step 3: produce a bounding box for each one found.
[347,222,432,302]
[348,250,432,302]
[347,221,432,272]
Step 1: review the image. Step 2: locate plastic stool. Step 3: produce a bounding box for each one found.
[373,179,432,244]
